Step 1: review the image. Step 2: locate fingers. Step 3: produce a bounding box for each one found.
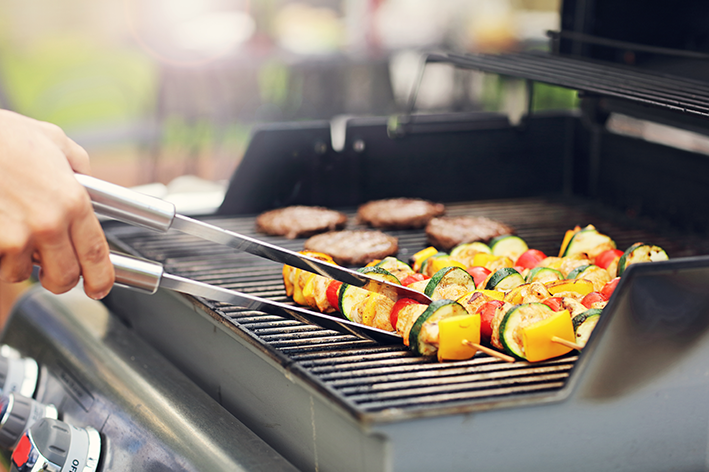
[68,202,114,300]
[6,184,115,299]
[0,224,34,284]
[36,185,114,299]
[39,122,91,175]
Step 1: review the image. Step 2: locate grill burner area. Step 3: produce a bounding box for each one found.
[105,196,708,419]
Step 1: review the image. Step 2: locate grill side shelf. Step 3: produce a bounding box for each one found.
[427,51,709,119]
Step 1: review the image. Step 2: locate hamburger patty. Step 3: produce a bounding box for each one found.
[256,206,347,239]
[357,198,445,229]
[426,216,515,251]
[304,230,398,266]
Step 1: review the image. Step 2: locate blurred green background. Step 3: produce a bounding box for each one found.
[0,0,575,186]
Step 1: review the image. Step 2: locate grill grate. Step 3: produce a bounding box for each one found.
[431,51,709,118]
[106,196,709,416]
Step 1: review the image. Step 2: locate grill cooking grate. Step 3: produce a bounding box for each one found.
[106,196,709,416]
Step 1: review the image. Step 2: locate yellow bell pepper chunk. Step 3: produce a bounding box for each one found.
[428,256,467,275]
[361,295,379,326]
[293,270,315,306]
[475,289,505,300]
[472,252,500,269]
[282,265,295,296]
[437,314,481,362]
[301,273,318,308]
[522,309,575,362]
[558,227,581,257]
[545,279,594,296]
[412,246,439,273]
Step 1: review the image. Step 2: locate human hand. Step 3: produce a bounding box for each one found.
[0,110,114,299]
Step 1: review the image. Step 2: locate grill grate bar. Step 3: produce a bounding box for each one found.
[356,381,567,411]
[335,365,573,394]
[442,51,709,117]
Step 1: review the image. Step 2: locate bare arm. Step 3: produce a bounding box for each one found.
[0,110,114,299]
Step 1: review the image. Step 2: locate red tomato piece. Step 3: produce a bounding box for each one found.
[390,298,420,329]
[326,280,343,311]
[600,277,620,300]
[595,249,624,269]
[466,266,491,288]
[476,300,504,344]
[400,273,429,286]
[515,249,547,270]
[581,291,606,309]
[542,297,564,312]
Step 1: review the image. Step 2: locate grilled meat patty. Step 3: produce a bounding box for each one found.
[357,198,445,229]
[426,216,515,251]
[304,230,398,266]
[256,205,347,239]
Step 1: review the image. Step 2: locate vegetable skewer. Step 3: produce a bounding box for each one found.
[282,224,668,364]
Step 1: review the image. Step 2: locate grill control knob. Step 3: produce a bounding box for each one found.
[0,393,58,450]
[0,355,39,398]
[10,418,100,472]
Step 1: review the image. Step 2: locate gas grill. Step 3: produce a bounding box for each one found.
[5,0,709,471]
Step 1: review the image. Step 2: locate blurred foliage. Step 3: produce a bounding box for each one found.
[532,82,579,111]
[0,35,156,132]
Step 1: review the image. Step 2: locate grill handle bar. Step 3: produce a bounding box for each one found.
[109,252,402,344]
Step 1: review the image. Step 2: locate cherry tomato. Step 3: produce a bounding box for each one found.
[595,249,624,269]
[466,266,491,288]
[390,298,420,329]
[581,291,606,309]
[326,280,343,311]
[400,273,429,286]
[600,277,620,300]
[542,297,564,312]
[476,300,504,344]
[515,249,547,270]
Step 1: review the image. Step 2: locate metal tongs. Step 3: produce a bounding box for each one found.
[109,252,401,343]
[78,174,428,343]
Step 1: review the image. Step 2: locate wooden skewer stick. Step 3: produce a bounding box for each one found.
[551,336,584,351]
[462,340,516,363]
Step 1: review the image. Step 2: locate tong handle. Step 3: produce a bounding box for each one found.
[76,174,176,232]
[109,252,164,294]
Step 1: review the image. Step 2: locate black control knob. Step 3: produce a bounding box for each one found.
[0,393,58,449]
[10,418,100,472]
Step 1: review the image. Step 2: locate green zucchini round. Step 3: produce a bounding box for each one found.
[408,299,468,356]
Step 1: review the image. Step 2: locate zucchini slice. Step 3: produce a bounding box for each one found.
[566,264,593,280]
[485,267,525,292]
[449,242,491,267]
[526,266,564,284]
[375,256,414,280]
[499,302,555,359]
[572,308,602,348]
[561,225,616,259]
[338,266,399,324]
[409,299,469,356]
[489,235,529,261]
[424,266,476,301]
[419,252,449,277]
[617,243,668,276]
